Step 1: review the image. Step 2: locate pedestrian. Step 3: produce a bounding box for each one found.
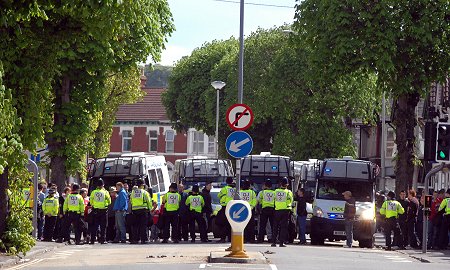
[150,201,160,242]
[240,180,257,243]
[342,191,356,248]
[407,189,420,248]
[271,177,293,247]
[217,177,235,243]
[437,189,450,249]
[54,186,70,241]
[113,182,128,244]
[59,184,85,245]
[37,183,46,240]
[177,183,189,242]
[162,183,181,243]
[89,178,111,244]
[130,179,152,244]
[380,191,405,250]
[395,190,408,248]
[429,189,445,249]
[186,185,208,243]
[79,188,90,244]
[295,187,307,245]
[201,182,213,235]
[42,188,59,242]
[257,179,275,243]
[106,187,117,242]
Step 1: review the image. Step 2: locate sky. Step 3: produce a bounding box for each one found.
[155,0,297,66]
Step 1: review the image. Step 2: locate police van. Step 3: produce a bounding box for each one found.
[88,153,171,204]
[172,156,234,188]
[310,157,377,247]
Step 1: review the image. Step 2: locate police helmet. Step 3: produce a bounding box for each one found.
[241,180,250,190]
[72,184,80,191]
[280,177,289,186]
[387,191,396,199]
[96,178,104,187]
[192,184,200,193]
[136,179,144,186]
[264,179,272,188]
[169,183,178,190]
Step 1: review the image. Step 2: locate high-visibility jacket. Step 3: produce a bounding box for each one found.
[439,198,450,215]
[274,188,293,211]
[380,200,405,218]
[186,194,204,213]
[218,185,235,206]
[90,188,111,209]
[42,196,59,216]
[22,187,33,208]
[164,192,181,212]
[130,188,152,210]
[240,189,257,209]
[257,189,275,209]
[63,193,85,214]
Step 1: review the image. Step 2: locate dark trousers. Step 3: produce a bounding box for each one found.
[396,220,408,247]
[164,211,179,240]
[126,213,133,241]
[132,209,148,243]
[407,219,419,247]
[54,216,63,240]
[258,207,274,242]
[43,216,57,241]
[218,208,231,241]
[439,214,450,249]
[384,217,403,248]
[90,209,107,243]
[273,209,289,244]
[106,216,116,241]
[244,210,255,242]
[189,211,207,241]
[178,214,189,241]
[345,219,354,247]
[37,217,44,239]
[62,212,82,242]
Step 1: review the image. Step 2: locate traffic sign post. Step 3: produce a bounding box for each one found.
[225,200,251,258]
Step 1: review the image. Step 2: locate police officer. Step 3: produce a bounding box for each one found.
[395,190,409,248]
[240,180,257,243]
[438,189,450,249]
[162,183,181,243]
[59,184,85,245]
[380,191,405,250]
[177,183,189,242]
[42,189,59,242]
[271,177,293,247]
[186,185,207,243]
[217,177,235,243]
[257,179,275,243]
[89,179,111,244]
[130,179,152,244]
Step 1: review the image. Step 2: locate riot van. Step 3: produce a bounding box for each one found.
[310,157,377,248]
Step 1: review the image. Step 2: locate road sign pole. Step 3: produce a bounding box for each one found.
[234,159,241,200]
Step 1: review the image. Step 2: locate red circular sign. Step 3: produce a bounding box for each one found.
[226,104,254,131]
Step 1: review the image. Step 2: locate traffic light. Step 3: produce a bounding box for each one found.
[436,123,450,162]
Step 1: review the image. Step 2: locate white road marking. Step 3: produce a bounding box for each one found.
[8,259,43,270]
[199,264,206,269]
[383,255,412,263]
[270,265,278,270]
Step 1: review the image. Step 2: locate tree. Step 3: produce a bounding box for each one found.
[92,66,144,158]
[145,64,173,88]
[294,0,450,193]
[163,27,379,160]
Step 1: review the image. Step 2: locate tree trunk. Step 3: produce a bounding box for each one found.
[48,76,71,193]
[393,92,420,195]
[0,167,9,242]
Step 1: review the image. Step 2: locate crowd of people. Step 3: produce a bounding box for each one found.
[378,189,450,250]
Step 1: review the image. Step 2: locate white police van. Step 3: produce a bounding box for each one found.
[310,157,377,248]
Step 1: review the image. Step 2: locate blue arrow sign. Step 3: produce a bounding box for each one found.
[228,202,249,223]
[226,131,253,158]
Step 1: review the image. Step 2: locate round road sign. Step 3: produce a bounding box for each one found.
[226,104,254,131]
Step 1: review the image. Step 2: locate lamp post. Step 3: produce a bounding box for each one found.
[211,81,226,159]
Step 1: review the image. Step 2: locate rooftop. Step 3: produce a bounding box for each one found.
[115,88,168,122]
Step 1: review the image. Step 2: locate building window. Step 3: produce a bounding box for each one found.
[122,130,132,152]
[386,128,396,158]
[208,136,215,154]
[165,130,174,153]
[193,131,204,154]
[149,130,158,152]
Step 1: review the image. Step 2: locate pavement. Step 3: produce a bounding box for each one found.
[0,241,63,269]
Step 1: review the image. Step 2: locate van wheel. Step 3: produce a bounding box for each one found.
[310,235,324,245]
[359,238,374,248]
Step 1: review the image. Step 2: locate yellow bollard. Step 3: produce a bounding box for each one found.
[225,232,248,258]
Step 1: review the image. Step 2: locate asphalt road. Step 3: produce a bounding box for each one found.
[4,239,445,270]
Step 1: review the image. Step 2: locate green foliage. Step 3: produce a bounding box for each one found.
[145,64,173,88]
[93,66,144,158]
[163,27,380,160]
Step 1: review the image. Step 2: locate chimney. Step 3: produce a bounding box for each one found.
[139,65,147,88]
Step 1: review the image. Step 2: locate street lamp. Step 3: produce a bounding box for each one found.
[211,81,226,159]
